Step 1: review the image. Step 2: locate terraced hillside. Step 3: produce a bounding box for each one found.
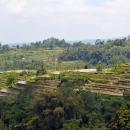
[83,64,130,96]
[0,71,61,98]
[50,64,130,96]
[0,48,62,70]
[0,73,14,97]
[0,48,85,71]
[33,78,61,96]
[1,64,130,98]
[0,72,26,97]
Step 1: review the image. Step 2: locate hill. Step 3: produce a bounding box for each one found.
[59,37,130,65]
[0,36,130,71]
[0,63,130,130]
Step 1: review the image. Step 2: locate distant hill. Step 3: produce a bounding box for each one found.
[69,39,96,44]
[69,37,126,44]
[59,37,130,65]
[81,39,96,44]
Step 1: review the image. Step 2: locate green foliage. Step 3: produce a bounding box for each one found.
[36,65,47,75]
[0,37,130,71]
[0,57,130,130]
[123,90,130,101]
[0,81,125,130]
[6,73,17,88]
[61,120,80,130]
[84,64,88,69]
[59,37,130,66]
[60,78,86,88]
[0,120,8,130]
[96,64,103,72]
[29,37,70,49]
[110,102,130,130]
[32,91,83,130]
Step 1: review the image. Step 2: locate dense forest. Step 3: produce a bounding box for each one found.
[59,36,130,65]
[0,70,130,130]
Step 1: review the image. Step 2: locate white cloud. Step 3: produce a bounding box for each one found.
[0,0,27,15]
[0,0,130,43]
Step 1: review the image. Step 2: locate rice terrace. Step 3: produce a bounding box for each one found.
[0,0,130,129]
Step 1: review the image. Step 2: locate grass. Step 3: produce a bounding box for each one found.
[0,71,36,89]
[0,48,63,70]
[1,62,130,96]
[0,48,86,71]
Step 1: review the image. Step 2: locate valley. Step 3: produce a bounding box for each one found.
[0,37,130,130]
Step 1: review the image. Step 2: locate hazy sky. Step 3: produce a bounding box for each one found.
[0,0,130,43]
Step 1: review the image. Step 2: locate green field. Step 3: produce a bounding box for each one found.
[0,48,86,71]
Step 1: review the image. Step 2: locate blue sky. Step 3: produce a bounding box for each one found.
[0,0,130,44]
